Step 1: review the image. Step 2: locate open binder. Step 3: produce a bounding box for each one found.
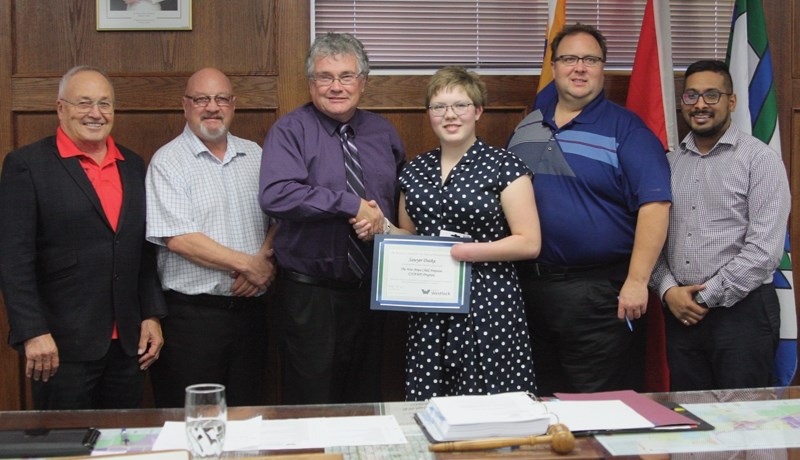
[552,390,714,435]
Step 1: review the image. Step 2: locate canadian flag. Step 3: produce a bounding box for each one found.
[625,0,677,392]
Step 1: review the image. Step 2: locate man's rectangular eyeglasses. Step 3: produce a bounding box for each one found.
[553,55,605,67]
[59,99,114,114]
[183,94,235,107]
[681,90,731,105]
[428,102,474,117]
[309,73,362,87]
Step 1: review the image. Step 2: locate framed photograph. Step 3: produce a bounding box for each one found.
[97,0,191,31]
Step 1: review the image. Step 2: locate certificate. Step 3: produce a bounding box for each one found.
[370,235,471,313]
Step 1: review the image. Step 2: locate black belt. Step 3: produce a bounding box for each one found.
[516,261,608,277]
[280,269,368,290]
[165,290,263,310]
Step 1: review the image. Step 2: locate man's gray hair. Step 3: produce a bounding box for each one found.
[57,65,114,100]
[305,32,370,78]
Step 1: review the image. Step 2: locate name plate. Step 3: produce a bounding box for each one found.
[370,235,471,313]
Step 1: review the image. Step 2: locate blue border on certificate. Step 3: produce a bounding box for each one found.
[370,234,471,313]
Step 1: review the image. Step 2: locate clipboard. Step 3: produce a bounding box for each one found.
[0,427,100,458]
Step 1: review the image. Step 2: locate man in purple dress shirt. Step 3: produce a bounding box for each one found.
[259,32,405,404]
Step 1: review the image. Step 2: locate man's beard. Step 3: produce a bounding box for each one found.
[199,120,228,141]
[689,109,728,138]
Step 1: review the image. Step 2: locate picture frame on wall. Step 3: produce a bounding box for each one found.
[97,0,191,31]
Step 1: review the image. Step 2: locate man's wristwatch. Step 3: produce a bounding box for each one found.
[383,217,392,234]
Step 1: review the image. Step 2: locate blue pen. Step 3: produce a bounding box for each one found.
[617,296,634,331]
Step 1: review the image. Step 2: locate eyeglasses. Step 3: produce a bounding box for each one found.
[183,94,235,107]
[428,102,474,117]
[59,98,114,114]
[553,55,605,67]
[310,73,362,87]
[681,90,732,105]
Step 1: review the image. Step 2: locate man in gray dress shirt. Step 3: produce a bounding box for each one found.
[259,33,405,404]
[651,60,790,390]
[146,67,276,407]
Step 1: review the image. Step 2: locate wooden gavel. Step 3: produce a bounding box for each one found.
[429,423,576,454]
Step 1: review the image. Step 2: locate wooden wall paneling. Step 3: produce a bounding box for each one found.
[0,0,11,157]
[765,0,793,184]
[12,0,276,75]
[363,75,537,159]
[275,0,309,117]
[372,108,529,170]
[0,0,21,411]
[773,0,800,385]
[795,0,800,80]
[378,110,437,160]
[362,75,540,111]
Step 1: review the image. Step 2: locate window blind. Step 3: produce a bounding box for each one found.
[313,0,734,70]
[314,0,546,69]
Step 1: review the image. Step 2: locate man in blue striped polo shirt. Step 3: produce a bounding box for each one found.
[507,23,672,396]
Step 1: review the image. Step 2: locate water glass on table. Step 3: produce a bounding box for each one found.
[185,383,227,459]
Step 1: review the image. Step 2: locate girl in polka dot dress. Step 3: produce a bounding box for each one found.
[393,67,541,400]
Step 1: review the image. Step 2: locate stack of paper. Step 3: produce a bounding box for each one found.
[416,392,551,441]
[152,416,406,451]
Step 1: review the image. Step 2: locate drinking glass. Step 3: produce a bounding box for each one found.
[185,384,227,459]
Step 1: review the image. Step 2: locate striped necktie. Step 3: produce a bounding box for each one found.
[338,123,370,279]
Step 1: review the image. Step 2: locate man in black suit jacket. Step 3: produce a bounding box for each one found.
[0,65,166,410]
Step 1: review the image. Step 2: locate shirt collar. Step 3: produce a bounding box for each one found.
[430,138,483,169]
[541,90,607,130]
[311,103,361,137]
[55,126,124,163]
[679,122,740,156]
[181,124,242,162]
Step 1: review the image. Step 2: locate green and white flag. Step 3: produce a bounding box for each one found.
[726,0,796,385]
